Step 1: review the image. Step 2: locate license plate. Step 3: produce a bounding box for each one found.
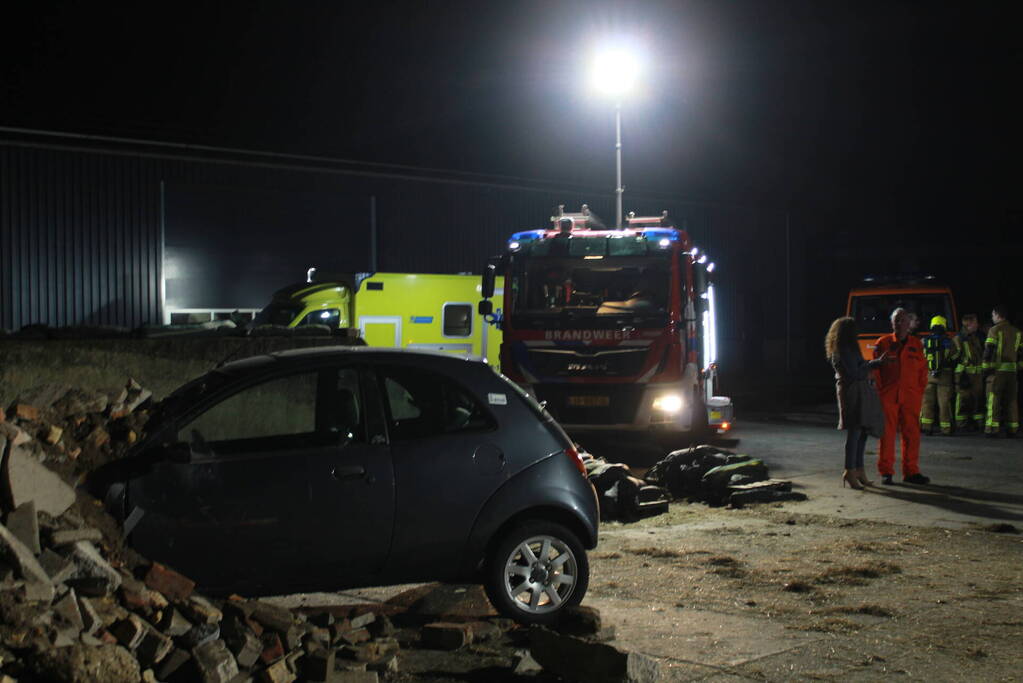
[568,395,610,407]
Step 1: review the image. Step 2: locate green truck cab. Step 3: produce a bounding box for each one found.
[254,272,503,366]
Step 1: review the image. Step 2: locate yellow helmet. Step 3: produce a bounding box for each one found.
[930,315,948,329]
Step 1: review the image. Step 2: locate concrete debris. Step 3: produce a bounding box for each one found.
[0,521,54,601]
[160,607,195,637]
[184,594,225,625]
[53,587,85,630]
[512,648,544,674]
[5,501,40,554]
[529,626,662,683]
[77,595,103,635]
[259,657,295,683]
[51,527,104,546]
[39,548,75,584]
[66,540,122,594]
[3,442,76,516]
[193,638,240,683]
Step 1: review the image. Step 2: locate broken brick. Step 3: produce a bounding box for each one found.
[250,601,294,634]
[85,426,110,449]
[10,403,40,421]
[145,562,195,602]
[260,632,285,665]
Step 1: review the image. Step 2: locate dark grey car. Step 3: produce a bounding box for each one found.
[90,347,599,624]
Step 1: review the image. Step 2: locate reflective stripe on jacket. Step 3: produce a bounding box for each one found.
[983,321,1022,372]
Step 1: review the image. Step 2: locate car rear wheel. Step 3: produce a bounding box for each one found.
[484,520,589,625]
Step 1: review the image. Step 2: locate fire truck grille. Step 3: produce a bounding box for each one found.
[526,347,649,378]
[534,384,646,425]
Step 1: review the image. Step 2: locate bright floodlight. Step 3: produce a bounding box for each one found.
[590,47,642,97]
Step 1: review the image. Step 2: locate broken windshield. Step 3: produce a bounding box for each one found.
[510,236,671,318]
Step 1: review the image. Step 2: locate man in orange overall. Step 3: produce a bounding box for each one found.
[873,308,931,485]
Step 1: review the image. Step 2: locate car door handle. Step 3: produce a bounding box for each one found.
[331,464,367,481]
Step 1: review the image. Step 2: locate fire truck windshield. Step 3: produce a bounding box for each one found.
[510,236,671,320]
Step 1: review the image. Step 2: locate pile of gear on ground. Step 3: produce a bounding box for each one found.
[0,381,671,682]
[584,444,805,522]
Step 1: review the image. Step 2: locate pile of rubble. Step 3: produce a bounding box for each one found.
[0,384,407,682]
[644,444,806,507]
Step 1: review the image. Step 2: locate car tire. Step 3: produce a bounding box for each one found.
[483,520,589,625]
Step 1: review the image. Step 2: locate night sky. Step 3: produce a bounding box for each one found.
[3,0,1020,296]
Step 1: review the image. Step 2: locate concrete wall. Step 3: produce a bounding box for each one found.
[0,335,357,406]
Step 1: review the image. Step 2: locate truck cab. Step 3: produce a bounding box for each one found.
[846,277,958,358]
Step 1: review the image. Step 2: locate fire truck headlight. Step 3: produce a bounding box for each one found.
[658,238,670,248]
[652,394,683,414]
[509,241,521,251]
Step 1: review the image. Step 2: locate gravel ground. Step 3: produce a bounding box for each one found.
[587,501,1023,681]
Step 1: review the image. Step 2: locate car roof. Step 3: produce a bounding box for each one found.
[217,345,487,375]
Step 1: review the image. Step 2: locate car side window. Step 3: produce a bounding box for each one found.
[316,367,365,443]
[377,365,494,441]
[182,371,319,444]
[179,367,367,453]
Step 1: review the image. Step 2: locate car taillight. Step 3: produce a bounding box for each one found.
[564,446,587,477]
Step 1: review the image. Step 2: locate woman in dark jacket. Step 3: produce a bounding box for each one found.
[825,317,888,489]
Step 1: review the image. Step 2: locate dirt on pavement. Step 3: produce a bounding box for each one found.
[587,501,1023,681]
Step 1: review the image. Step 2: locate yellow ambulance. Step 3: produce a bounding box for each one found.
[254,272,503,367]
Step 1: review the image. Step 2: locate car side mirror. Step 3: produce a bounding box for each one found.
[478,300,493,316]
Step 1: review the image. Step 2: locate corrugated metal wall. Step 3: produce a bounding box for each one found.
[0,146,162,329]
[1,135,780,357]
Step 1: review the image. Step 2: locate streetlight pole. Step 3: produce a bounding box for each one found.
[591,46,640,228]
[615,100,623,228]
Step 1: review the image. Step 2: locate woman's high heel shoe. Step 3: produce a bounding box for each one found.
[842,470,864,490]
[855,468,874,486]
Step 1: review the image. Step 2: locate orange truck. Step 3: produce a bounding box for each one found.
[846,277,958,358]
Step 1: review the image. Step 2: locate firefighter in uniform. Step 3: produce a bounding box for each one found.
[874,308,930,484]
[920,316,959,435]
[983,305,1022,437]
[955,313,985,431]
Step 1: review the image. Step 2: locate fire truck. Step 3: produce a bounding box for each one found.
[479,205,732,442]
